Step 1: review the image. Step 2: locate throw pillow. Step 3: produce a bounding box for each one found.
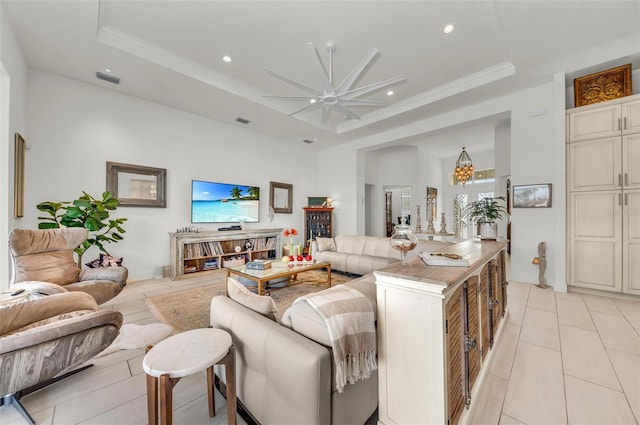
[316,237,336,252]
[227,277,278,322]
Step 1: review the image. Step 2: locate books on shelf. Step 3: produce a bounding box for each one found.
[419,252,470,267]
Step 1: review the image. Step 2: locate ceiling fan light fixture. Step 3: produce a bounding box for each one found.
[264,42,406,123]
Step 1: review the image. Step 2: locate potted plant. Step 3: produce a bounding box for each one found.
[36,191,127,267]
[462,197,507,240]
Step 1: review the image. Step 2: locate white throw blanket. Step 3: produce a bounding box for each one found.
[294,285,377,393]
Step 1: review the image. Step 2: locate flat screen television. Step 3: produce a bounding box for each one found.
[191,180,260,223]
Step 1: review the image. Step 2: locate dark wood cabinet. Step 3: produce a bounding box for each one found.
[304,207,333,248]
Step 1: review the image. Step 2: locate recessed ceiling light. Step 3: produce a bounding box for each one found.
[310,99,317,104]
[387,90,394,96]
[105,68,112,73]
[222,56,232,63]
[443,24,455,34]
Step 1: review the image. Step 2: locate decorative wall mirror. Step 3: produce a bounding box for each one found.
[106,161,166,207]
[269,181,293,214]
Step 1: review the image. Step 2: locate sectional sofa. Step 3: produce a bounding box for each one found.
[210,235,456,424]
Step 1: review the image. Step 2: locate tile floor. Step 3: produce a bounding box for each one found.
[1,274,639,425]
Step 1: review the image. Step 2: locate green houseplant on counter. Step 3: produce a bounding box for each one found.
[462,196,507,240]
[37,191,127,267]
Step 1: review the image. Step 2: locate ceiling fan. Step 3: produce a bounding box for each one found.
[264,42,406,123]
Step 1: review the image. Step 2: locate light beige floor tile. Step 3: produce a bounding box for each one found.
[78,394,148,425]
[527,285,556,312]
[613,298,640,328]
[499,414,526,425]
[506,296,526,327]
[507,281,531,300]
[0,405,54,425]
[129,316,161,325]
[583,294,622,316]
[490,323,521,380]
[51,374,147,425]
[607,348,640,421]
[591,312,640,355]
[22,361,132,412]
[122,308,155,323]
[127,353,146,376]
[91,346,146,368]
[467,374,508,425]
[519,307,560,350]
[503,341,567,425]
[556,291,584,303]
[565,375,636,425]
[557,298,595,331]
[559,325,621,390]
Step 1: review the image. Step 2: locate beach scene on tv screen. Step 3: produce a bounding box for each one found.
[192,180,259,223]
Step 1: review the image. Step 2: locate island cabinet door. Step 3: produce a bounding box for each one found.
[497,250,509,315]
[446,285,465,425]
[446,276,481,425]
[480,264,491,360]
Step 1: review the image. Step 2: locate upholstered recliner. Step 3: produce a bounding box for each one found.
[9,228,128,305]
[0,286,123,424]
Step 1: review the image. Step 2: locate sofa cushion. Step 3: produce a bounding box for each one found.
[316,237,336,252]
[280,274,377,347]
[334,235,367,255]
[227,277,278,322]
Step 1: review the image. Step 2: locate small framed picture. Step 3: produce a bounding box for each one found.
[513,184,552,208]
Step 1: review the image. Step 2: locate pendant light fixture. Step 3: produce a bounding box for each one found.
[454,147,473,186]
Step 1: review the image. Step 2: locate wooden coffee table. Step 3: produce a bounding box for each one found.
[226,261,331,295]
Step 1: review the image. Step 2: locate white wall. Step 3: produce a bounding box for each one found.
[320,83,564,287]
[0,3,27,290]
[22,70,318,280]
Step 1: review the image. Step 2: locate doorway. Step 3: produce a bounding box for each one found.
[383,186,412,237]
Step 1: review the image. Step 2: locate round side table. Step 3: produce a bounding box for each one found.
[143,328,236,425]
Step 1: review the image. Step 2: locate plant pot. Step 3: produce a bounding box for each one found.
[477,222,498,240]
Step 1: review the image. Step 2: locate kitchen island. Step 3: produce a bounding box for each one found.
[374,239,509,425]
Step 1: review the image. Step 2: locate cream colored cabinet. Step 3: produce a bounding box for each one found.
[374,241,508,425]
[622,133,640,189]
[569,191,622,292]
[623,190,640,295]
[567,97,640,142]
[568,137,621,191]
[569,134,640,191]
[567,94,640,295]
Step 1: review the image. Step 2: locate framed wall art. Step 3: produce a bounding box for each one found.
[513,183,552,208]
[270,181,292,214]
[14,133,25,218]
[106,161,167,207]
[574,64,632,107]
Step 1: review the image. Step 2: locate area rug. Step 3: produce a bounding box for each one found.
[146,270,354,332]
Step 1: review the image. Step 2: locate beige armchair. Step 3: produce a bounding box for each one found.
[0,288,122,424]
[9,228,128,305]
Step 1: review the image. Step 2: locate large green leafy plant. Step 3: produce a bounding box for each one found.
[462,197,507,224]
[37,191,127,267]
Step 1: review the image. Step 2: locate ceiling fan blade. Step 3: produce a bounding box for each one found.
[333,104,361,120]
[307,43,334,93]
[263,95,317,101]
[265,68,323,96]
[342,76,406,100]
[335,47,379,95]
[321,104,331,123]
[341,99,389,106]
[289,102,322,117]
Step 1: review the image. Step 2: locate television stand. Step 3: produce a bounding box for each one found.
[168,229,282,280]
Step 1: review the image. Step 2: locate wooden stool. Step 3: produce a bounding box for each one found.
[143,328,236,425]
